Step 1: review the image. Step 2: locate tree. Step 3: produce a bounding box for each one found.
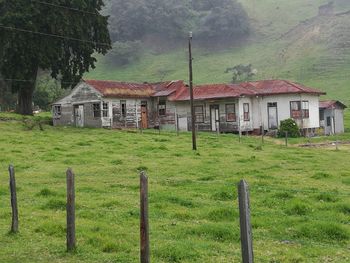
[0,0,111,115]
[225,64,257,83]
[196,0,249,40]
[33,75,68,111]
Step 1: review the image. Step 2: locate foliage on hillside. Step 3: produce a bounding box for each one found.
[107,0,249,42]
[87,0,350,106]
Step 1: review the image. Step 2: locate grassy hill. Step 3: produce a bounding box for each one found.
[86,0,350,105]
[0,119,350,262]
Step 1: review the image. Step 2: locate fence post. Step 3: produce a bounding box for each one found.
[140,172,150,263]
[66,168,76,252]
[9,165,18,233]
[238,180,254,263]
[176,114,179,136]
[285,131,288,147]
[239,117,242,143]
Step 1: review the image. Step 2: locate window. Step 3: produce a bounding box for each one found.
[93,103,101,118]
[102,102,109,117]
[120,100,126,117]
[194,105,204,123]
[158,100,166,116]
[226,104,236,122]
[319,109,325,121]
[290,101,309,119]
[302,101,309,118]
[243,103,250,121]
[327,116,331,127]
[53,105,61,118]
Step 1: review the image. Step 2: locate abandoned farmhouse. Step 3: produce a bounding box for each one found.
[52,79,345,135]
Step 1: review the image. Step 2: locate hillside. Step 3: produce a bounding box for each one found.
[86,0,350,104]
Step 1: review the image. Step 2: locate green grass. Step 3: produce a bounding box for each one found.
[0,115,350,262]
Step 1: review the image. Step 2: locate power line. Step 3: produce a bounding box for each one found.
[2,78,80,86]
[31,0,99,16]
[0,24,110,47]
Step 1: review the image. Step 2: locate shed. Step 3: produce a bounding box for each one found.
[319,100,347,135]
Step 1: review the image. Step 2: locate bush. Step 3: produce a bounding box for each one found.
[278,118,300,138]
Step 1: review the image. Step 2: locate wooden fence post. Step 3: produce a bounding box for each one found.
[238,180,254,263]
[140,172,150,263]
[66,168,76,252]
[285,131,288,147]
[9,165,18,233]
[176,114,179,136]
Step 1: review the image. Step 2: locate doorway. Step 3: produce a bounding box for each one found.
[268,102,278,129]
[210,105,219,132]
[74,105,84,127]
[141,102,148,129]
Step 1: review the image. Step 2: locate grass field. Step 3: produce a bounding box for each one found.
[0,114,350,262]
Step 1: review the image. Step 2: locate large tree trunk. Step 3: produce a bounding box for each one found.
[16,67,38,115]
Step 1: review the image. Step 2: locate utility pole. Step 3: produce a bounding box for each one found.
[188,31,197,150]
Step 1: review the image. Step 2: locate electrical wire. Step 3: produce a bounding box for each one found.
[30,0,99,16]
[0,24,110,46]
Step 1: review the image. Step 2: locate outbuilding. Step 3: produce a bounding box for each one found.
[319,100,347,135]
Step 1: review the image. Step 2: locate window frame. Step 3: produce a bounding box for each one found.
[53,105,62,118]
[93,103,101,118]
[120,100,126,118]
[194,105,204,123]
[225,103,236,122]
[243,103,250,121]
[102,102,109,117]
[290,101,309,119]
[158,100,166,116]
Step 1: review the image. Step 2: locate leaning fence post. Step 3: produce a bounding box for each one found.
[9,165,18,233]
[238,180,254,263]
[140,172,150,263]
[285,131,288,147]
[66,168,76,252]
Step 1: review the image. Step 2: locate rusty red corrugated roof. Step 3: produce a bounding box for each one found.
[320,100,347,109]
[85,79,155,98]
[84,79,326,100]
[241,80,326,96]
[85,79,185,98]
[168,83,254,101]
[169,80,326,101]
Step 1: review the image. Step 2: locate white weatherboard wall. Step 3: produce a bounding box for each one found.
[238,97,253,131]
[256,94,320,130]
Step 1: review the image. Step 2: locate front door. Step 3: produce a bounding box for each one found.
[210,105,219,132]
[75,105,84,127]
[268,102,278,129]
[141,103,148,129]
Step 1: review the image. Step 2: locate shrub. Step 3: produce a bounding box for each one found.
[278,118,300,138]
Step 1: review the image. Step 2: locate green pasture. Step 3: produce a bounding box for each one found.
[0,113,349,262]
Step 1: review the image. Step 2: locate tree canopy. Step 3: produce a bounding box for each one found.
[0,0,111,115]
[107,0,249,42]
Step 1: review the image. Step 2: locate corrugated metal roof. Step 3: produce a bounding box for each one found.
[84,79,326,100]
[85,79,185,98]
[241,80,326,96]
[169,80,326,101]
[168,83,254,101]
[85,80,156,98]
[320,100,347,109]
